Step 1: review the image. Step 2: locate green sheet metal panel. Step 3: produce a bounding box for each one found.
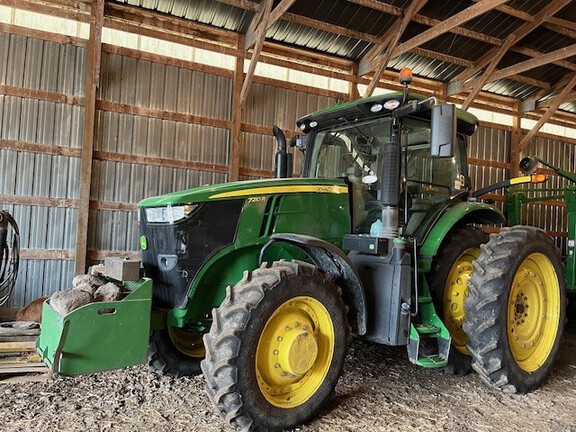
[36,279,152,376]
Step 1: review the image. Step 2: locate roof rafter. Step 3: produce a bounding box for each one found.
[471,42,576,85]
[390,0,510,59]
[458,0,572,110]
[363,0,428,97]
[519,73,576,150]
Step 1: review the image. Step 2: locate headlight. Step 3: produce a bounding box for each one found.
[145,204,198,223]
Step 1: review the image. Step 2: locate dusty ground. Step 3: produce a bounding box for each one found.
[2,320,576,432]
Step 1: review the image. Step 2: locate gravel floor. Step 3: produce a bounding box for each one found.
[3,321,576,432]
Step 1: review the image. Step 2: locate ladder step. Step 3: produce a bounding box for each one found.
[417,354,448,368]
[417,296,433,303]
[414,324,441,335]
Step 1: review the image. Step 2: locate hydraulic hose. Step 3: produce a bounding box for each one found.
[0,210,20,307]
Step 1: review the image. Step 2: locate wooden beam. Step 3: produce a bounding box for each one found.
[460,36,516,109]
[230,36,245,182]
[74,0,104,275]
[364,0,428,97]
[511,45,576,72]
[510,101,521,178]
[239,0,273,107]
[390,0,510,58]
[471,0,535,22]
[543,15,576,33]
[519,73,576,151]
[460,0,572,109]
[0,0,90,22]
[486,43,576,83]
[245,0,295,49]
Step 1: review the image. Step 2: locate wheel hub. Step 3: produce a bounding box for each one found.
[278,328,318,376]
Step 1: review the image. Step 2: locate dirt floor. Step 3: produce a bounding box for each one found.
[2,320,576,432]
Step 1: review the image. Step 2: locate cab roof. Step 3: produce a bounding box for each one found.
[296,92,479,136]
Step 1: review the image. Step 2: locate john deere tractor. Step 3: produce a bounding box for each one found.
[38,75,566,431]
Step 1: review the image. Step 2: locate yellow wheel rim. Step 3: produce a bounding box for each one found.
[508,253,561,372]
[168,327,205,358]
[255,296,335,408]
[444,247,480,355]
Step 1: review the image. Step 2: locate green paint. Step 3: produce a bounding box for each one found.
[139,235,148,251]
[36,279,152,376]
[419,202,505,258]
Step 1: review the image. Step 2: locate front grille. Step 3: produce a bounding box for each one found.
[139,200,244,309]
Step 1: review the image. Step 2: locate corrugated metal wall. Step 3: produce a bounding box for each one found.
[468,126,510,213]
[2,29,576,307]
[241,83,339,178]
[90,52,233,255]
[0,33,85,307]
[518,136,575,252]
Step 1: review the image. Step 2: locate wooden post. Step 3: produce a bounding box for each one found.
[75,0,104,274]
[510,101,522,178]
[229,36,245,182]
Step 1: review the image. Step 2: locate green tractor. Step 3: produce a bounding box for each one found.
[38,77,566,431]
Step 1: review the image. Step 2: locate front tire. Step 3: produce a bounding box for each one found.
[464,226,566,393]
[148,326,204,377]
[201,260,349,431]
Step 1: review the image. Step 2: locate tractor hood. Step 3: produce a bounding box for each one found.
[297,92,479,136]
[138,177,349,207]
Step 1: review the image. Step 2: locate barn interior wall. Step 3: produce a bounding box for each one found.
[1,17,575,307]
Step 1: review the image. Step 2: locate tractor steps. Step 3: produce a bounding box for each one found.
[408,321,450,368]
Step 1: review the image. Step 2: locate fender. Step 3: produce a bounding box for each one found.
[419,201,505,261]
[261,233,367,335]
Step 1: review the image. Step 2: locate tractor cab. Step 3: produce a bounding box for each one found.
[297,92,478,240]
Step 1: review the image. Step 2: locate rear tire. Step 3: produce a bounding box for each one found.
[201,260,349,431]
[464,226,566,393]
[429,226,488,375]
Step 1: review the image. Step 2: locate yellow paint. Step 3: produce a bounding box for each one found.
[507,253,560,372]
[255,296,335,409]
[509,176,532,185]
[209,185,348,199]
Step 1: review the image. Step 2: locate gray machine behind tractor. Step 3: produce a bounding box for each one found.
[37,72,567,431]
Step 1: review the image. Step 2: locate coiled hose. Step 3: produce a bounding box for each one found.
[0,210,19,307]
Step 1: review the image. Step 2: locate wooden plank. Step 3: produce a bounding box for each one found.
[96,100,231,130]
[0,22,86,46]
[0,194,77,209]
[230,36,244,182]
[0,0,90,23]
[0,341,37,353]
[0,139,81,158]
[94,150,230,174]
[0,84,85,106]
[19,249,75,260]
[102,44,234,78]
[75,0,104,275]
[0,365,49,374]
[0,373,49,383]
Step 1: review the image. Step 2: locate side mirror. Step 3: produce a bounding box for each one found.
[519,156,539,174]
[430,104,456,158]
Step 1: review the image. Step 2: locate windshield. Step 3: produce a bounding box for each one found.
[306,115,469,234]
